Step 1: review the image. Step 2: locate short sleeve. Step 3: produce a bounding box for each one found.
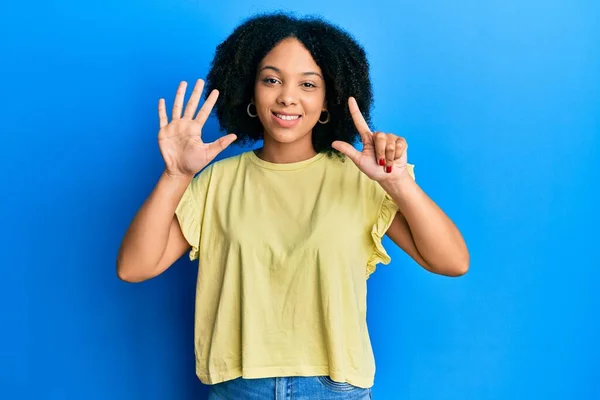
[366,163,416,278]
[175,164,213,261]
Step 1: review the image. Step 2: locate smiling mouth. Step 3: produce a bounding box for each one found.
[272,111,302,121]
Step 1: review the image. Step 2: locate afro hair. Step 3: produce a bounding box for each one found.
[204,12,374,156]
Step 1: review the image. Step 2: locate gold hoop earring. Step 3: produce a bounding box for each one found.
[247,103,257,118]
[318,110,330,124]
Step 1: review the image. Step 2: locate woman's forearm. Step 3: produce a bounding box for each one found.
[380,175,469,276]
[116,171,192,281]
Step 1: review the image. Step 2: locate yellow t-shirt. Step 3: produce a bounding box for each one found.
[175,149,415,388]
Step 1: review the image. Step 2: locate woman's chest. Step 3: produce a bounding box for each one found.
[205,173,376,253]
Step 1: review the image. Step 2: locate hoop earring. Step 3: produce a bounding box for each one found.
[247,103,257,118]
[318,110,330,124]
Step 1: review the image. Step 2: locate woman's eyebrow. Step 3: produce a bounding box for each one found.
[260,65,323,80]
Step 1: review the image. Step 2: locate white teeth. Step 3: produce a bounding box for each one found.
[276,114,300,121]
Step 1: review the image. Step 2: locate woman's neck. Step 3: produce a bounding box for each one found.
[255,136,317,164]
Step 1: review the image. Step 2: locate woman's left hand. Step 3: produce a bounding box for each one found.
[332,97,411,183]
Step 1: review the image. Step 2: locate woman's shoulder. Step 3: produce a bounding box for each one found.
[328,153,377,185]
[204,150,250,174]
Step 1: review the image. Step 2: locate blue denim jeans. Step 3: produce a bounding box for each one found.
[208,376,372,399]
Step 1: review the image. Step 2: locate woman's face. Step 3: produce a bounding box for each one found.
[253,37,327,145]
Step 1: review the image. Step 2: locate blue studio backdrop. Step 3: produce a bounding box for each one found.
[1,1,598,399]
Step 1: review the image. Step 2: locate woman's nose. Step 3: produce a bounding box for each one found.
[276,84,298,107]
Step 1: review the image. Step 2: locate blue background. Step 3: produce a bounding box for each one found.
[1,0,598,399]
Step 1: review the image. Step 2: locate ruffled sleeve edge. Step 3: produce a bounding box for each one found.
[175,188,200,261]
[366,193,399,279]
[366,163,415,279]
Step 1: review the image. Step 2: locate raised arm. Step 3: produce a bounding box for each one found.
[116,79,236,282]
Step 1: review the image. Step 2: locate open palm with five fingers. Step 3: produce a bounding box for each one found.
[158,79,237,178]
[332,97,410,183]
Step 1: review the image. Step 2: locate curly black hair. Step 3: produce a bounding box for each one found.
[204,11,374,156]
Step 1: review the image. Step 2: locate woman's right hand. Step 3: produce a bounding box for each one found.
[158,79,237,177]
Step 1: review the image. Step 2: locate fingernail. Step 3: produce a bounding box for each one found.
[386,166,392,173]
[379,159,385,166]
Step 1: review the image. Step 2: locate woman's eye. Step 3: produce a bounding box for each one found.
[263,78,279,84]
[303,82,316,88]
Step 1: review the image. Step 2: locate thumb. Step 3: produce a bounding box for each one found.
[332,140,361,164]
[207,133,237,159]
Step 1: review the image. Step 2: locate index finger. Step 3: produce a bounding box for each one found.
[195,89,219,126]
[348,97,372,142]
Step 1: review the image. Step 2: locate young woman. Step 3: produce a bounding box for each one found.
[117,12,469,400]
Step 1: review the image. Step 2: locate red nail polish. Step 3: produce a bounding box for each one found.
[379,159,385,166]
[386,166,392,173]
